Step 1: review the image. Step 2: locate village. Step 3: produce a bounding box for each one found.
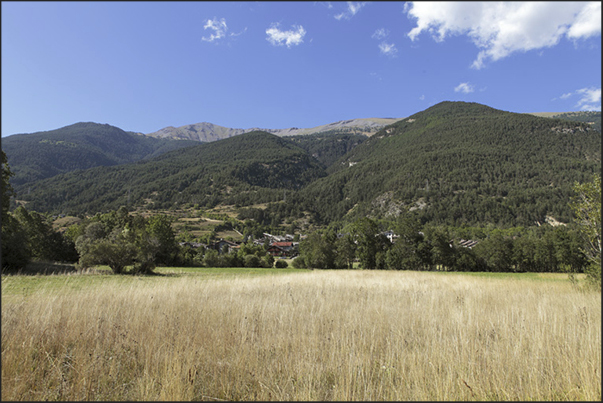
[179,232,302,259]
[179,230,480,259]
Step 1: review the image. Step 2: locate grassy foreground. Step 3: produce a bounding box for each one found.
[1,268,600,401]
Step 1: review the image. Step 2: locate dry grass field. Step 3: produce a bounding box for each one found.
[1,269,600,401]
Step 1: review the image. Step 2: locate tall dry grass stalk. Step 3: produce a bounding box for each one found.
[2,270,601,400]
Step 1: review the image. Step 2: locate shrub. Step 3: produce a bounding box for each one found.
[244,254,261,268]
[275,260,288,268]
[292,256,306,269]
[261,254,275,268]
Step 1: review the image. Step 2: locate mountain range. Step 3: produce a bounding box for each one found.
[2,117,401,187]
[136,112,601,143]
[4,110,599,187]
[140,117,404,142]
[7,102,600,230]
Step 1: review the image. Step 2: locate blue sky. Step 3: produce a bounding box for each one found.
[2,1,601,137]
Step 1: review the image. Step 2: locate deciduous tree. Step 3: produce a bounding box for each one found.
[1,151,31,270]
[570,174,601,285]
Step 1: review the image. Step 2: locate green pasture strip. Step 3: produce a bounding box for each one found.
[1,265,306,302]
[1,272,125,303]
[430,270,581,282]
[154,266,304,277]
[1,265,579,303]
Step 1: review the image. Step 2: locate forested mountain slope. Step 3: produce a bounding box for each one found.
[3,122,198,187]
[293,101,601,227]
[286,131,367,169]
[17,131,327,214]
[8,102,600,229]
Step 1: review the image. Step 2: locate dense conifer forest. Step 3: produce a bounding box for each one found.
[289,102,601,227]
[13,131,327,214]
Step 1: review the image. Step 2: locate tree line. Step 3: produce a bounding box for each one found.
[293,216,586,273]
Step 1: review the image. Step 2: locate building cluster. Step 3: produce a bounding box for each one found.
[179,233,303,258]
[180,230,479,258]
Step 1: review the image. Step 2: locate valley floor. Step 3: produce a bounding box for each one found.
[2,268,600,401]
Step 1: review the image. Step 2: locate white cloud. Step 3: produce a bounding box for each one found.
[454,82,475,93]
[378,42,398,57]
[372,28,389,40]
[266,23,306,48]
[405,2,602,69]
[202,17,228,42]
[567,2,601,38]
[372,28,396,57]
[202,17,245,43]
[419,95,425,100]
[554,87,601,110]
[575,87,602,110]
[335,1,367,20]
[230,27,247,38]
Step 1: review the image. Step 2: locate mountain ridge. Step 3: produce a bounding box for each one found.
[140,117,405,142]
[2,122,199,186]
[138,111,600,143]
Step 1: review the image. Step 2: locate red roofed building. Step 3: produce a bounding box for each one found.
[267,241,298,257]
